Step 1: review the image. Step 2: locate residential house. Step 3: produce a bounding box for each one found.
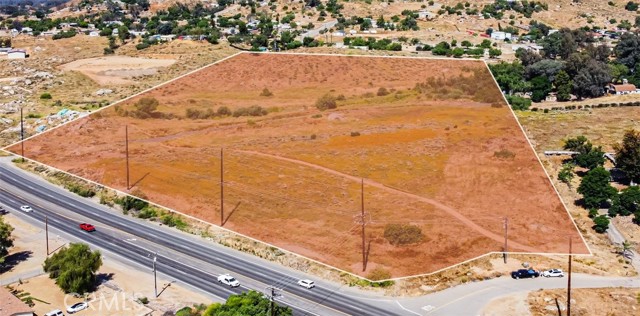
[89,31,100,37]
[0,47,12,55]
[7,49,27,59]
[608,81,638,95]
[0,287,34,316]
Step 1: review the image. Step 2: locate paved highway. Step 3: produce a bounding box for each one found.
[0,161,406,316]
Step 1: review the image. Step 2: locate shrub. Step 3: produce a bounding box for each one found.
[136,42,150,50]
[260,88,273,97]
[67,183,96,198]
[588,208,599,218]
[494,149,516,159]
[350,131,360,137]
[233,105,267,117]
[138,207,158,219]
[161,213,188,230]
[377,87,389,96]
[217,106,231,116]
[384,223,423,246]
[138,297,149,304]
[40,93,52,100]
[592,215,610,233]
[315,94,337,110]
[115,195,148,212]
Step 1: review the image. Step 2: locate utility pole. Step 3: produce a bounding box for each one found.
[266,286,280,316]
[20,107,24,162]
[567,236,572,316]
[125,125,130,190]
[361,178,365,272]
[220,148,224,226]
[152,252,158,298]
[45,215,49,256]
[503,217,508,264]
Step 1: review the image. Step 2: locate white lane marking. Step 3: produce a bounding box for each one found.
[395,300,423,316]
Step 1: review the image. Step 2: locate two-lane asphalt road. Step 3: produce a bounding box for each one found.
[0,161,406,316]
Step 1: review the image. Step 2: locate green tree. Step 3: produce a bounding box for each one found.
[489,48,502,58]
[577,167,617,209]
[43,243,102,294]
[614,129,640,183]
[488,61,529,94]
[609,63,630,83]
[592,215,610,233]
[0,217,14,264]
[610,186,640,216]
[563,136,605,169]
[203,290,291,316]
[452,47,465,58]
[530,75,552,102]
[558,162,575,187]
[614,33,640,71]
[555,70,572,101]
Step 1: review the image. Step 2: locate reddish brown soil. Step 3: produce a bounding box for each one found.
[7,53,588,278]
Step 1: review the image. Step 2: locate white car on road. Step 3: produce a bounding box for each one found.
[217,274,240,287]
[66,301,88,313]
[297,279,315,289]
[542,269,565,278]
[20,205,33,213]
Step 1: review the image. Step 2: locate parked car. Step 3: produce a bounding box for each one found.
[542,269,565,278]
[297,279,315,289]
[66,301,88,314]
[20,205,33,213]
[217,274,240,287]
[511,269,540,279]
[45,310,65,316]
[79,223,96,232]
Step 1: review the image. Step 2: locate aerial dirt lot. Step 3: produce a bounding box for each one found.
[59,56,177,85]
[7,53,587,278]
[528,288,640,316]
[0,213,210,315]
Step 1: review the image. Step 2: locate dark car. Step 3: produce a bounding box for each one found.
[0,205,7,215]
[79,223,96,232]
[511,269,539,279]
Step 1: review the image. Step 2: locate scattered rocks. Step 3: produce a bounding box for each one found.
[95,88,114,96]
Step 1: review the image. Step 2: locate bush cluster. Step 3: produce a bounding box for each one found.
[383,223,424,246]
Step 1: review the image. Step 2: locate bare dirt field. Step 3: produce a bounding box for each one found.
[7,53,588,279]
[528,288,640,316]
[59,56,177,85]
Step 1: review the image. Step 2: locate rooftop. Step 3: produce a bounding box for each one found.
[0,287,33,316]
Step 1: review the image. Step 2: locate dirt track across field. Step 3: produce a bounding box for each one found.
[8,53,589,278]
[59,56,176,85]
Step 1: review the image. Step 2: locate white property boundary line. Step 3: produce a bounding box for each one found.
[1,52,591,283]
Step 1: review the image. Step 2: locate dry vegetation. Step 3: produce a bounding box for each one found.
[8,53,587,278]
[528,288,640,316]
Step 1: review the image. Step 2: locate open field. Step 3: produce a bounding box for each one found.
[6,53,588,278]
[59,56,177,85]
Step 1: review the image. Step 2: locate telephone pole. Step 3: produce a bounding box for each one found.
[220,148,224,226]
[20,107,24,162]
[567,236,572,316]
[45,215,49,256]
[361,179,365,272]
[351,179,370,272]
[503,217,508,264]
[152,252,158,298]
[266,286,281,316]
[125,125,130,190]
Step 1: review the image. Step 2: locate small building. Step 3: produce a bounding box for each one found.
[490,31,512,40]
[608,83,638,95]
[0,287,34,316]
[7,49,27,59]
[417,10,436,20]
[89,31,100,37]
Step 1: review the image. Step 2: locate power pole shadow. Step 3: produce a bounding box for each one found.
[222,201,241,226]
